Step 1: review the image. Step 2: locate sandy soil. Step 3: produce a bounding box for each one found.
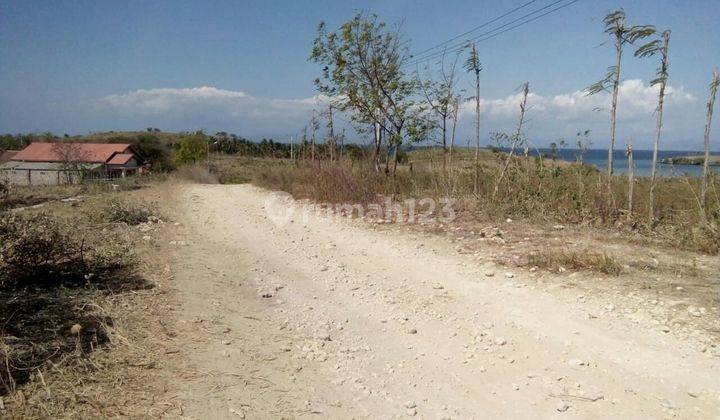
[160,183,720,419]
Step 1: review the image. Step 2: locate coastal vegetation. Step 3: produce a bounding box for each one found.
[2,10,718,255]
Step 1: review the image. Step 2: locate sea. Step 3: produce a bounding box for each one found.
[506,148,719,177]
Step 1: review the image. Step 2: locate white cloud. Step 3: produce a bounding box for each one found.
[97,86,331,136]
[101,86,250,112]
[96,81,700,147]
[459,79,696,122]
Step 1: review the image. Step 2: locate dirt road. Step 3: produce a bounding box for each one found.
[163,184,719,419]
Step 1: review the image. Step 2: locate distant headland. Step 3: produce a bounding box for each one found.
[659,155,720,166]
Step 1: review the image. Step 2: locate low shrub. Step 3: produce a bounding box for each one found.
[527,249,623,275]
[174,164,218,184]
[104,199,154,225]
[0,213,134,287]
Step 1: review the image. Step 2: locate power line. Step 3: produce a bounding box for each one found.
[406,0,581,68]
[407,0,569,67]
[411,0,540,59]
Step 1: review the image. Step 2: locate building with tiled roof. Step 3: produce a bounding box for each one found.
[0,142,141,185]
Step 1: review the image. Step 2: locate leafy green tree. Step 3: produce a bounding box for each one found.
[585,9,654,177]
[310,12,419,173]
[174,133,208,164]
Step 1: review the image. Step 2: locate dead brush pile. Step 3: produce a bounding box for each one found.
[103,199,155,225]
[527,249,624,276]
[0,212,145,397]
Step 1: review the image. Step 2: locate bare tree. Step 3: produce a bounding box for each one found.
[310,111,319,163]
[449,96,460,165]
[586,10,655,177]
[701,69,720,209]
[419,51,461,171]
[324,103,336,161]
[52,142,91,183]
[493,82,529,198]
[636,29,671,223]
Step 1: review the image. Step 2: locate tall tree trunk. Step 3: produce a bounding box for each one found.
[328,104,335,162]
[302,126,308,162]
[373,122,382,172]
[449,98,459,166]
[442,116,448,172]
[340,128,345,160]
[311,117,316,164]
[384,136,392,175]
[649,31,670,223]
[493,82,529,198]
[473,70,481,194]
[290,135,294,163]
[608,38,624,177]
[627,140,634,217]
[701,69,719,210]
[392,138,399,176]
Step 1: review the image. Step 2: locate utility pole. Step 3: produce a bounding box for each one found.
[290,135,294,162]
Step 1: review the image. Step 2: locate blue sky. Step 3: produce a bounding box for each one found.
[0,0,718,150]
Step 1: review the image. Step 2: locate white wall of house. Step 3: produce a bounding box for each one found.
[0,169,85,185]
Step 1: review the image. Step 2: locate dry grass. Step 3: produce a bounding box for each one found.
[0,190,176,417]
[527,249,624,275]
[210,155,286,184]
[238,151,720,254]
[0,174,165,212]
[173,163,219,184]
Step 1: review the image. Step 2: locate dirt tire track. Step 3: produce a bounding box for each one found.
[164,184,719,419]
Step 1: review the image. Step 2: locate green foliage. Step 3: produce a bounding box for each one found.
[635,30,671,88]
[463,43,482,76]
[0,133,34,151]
[174,133,209,165]
[310,12,421,146]
[119,133,174,171]
[585,9,655,96]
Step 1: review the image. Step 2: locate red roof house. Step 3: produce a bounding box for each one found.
[1,142,141,185]
[11,142,132,163]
